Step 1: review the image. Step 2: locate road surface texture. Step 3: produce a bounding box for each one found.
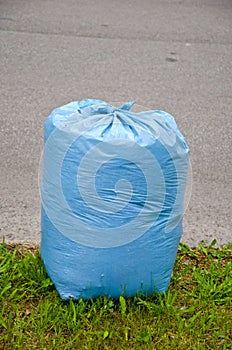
[0,0,231,246]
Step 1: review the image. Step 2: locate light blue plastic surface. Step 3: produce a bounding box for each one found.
[41,99,189,299]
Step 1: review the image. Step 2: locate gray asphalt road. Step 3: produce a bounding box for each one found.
[0,0,231,246]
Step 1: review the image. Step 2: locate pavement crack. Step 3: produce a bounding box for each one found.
[0,28,232,46]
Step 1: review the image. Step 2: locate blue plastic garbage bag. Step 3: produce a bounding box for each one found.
[41,99,189,299]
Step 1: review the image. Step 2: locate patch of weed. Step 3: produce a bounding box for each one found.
[0,240,231,349]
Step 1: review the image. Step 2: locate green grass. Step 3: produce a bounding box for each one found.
[0,240,231,349]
